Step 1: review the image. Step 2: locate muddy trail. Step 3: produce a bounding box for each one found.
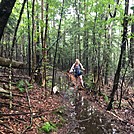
[56,71,133,134]
[0,71,133,134]
[61,88,114,134]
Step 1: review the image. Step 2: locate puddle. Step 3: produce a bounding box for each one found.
[65,89,117,134]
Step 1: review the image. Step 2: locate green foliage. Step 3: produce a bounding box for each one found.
[3,0,133,97]
[25,80,33,89]
[130,6,134,11]
[84,73,95,89]
[17,80,33,92]
[17,80,25,92]
[103,94,109,104]
[41,122,56,133]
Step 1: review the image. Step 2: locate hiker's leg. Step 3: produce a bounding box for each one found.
[79,75,84,87]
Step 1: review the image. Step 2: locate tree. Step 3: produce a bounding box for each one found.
[130,6,134,86]
[51,0,64,94]
[42,1,49,89]
[107,0,129,111]
[0,0,16,41]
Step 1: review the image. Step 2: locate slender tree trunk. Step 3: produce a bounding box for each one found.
[36,7,40,66]
[61,30,65,70]
[41,0,44,86]
[74,36,77,58]
[0,43,3,56]
[83,0,89,72]
[75,0,81,60]
[51,0,64,94]
[27,0,31,76]
[42,2,49,89]
[32,0,35,71]
[104,23,111,85]
[130,9,134,86]
[104,26,108,85]
[10,0,27,65]
[41,0,44,54]
[22,34,25,62]
[9,0,27,108]
[130,22,134,68]
[107,0,129,111]
[97,35,101,93]
[118,61,129,109]
[92,11,97,84]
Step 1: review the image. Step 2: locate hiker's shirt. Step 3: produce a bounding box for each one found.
[69,63,84,73]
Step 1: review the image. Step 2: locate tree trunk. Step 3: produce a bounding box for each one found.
[118,62,128,109]
[104,23,111,85]
[75,0,81,60]
[130,9,134,86]
[41,0,44,86]
[36,3,40,67]
[8,0,27,108]
[107,0,129,111]
[51,0,64,94]
[27,0,31,76]
[130,22,134,68]
[83,0,89,72]
[92,11,97,84]
[0,0,16,41]
[32,0,35,71]
[42,2,49,89]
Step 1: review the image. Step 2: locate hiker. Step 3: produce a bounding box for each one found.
[69,59,85,87]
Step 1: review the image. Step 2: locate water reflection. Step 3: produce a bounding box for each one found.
[71,92,113,134]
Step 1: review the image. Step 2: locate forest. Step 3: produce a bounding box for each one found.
[0,0,134,133]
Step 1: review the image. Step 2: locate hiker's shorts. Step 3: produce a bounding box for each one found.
[74,70,82,77]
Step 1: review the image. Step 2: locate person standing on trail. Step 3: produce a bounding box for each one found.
[69,59,85,87]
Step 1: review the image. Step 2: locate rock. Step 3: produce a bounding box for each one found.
[53,86,59,94]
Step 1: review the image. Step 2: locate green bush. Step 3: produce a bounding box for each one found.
[104,94,109,104]
[41,122,56,133]
[17,80,25,92]
[17,80,33,92]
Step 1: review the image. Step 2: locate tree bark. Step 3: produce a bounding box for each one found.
[130,9,134,86]
[51,0,64,94]
[0,0,16,41]
[130,22,134,68]
[31,0,35,71]
[0,56,25,68]
[107,0,129,111]
[83,0,89,73]
[27,0,31,76]
[42,1,49,89]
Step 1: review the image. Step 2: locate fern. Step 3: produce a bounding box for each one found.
[41,122,56,133]
[17,80,33,92]
[17,80,25,92]
[104,94,109,104]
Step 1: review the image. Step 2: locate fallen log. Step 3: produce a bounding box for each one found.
[0,87,10,98]
[0,56,26,68]
[0,75,30,79]
[0,111,39,117]
[0,86,24,97]
[0,87,9,94]
[0,79,16,85]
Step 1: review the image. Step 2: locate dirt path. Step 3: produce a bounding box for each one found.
[0,71,133,133]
